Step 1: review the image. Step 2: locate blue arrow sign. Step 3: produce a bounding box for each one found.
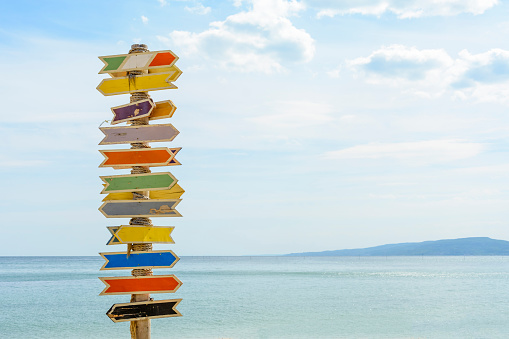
[99,250,180,270]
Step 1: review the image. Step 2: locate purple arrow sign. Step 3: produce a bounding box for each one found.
[99,124,180,145]
[110,99,155,125]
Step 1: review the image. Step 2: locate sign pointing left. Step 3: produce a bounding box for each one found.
[106,299,182,323]
[99,199,182,218]
[110,99,155,125]
[106,225,175,245]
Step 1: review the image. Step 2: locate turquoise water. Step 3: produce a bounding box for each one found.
[1,256,508,338]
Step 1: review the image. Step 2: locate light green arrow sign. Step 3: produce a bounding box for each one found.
[100,172,178,194]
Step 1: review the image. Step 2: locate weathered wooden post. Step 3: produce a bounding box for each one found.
[96,44,184,339]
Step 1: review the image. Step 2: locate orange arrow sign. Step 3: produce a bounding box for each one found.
[99,275,182,295]
[99,147,181,168]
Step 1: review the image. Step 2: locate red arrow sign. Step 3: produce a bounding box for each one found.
[99,275,182,295]
[99,147,181,168]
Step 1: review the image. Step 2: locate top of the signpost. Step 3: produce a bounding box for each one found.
[98,50,179,74]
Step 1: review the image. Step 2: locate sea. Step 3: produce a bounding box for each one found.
[1,256,508,339]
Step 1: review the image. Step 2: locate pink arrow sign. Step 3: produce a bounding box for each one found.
[99,124,180,145]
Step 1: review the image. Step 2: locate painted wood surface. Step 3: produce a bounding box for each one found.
[106,299,182,323]
[99,275,182,295]
[149,100,176,120]
[106,226,175,245]
[97,72,178,96]
[100,250,179,270]
[99,124,179,144]
[99,50,178,74]
[103,183,184,201]
[110,99,155,125]
[108,65,182,79]
[98,147,181,168]
[100,172,178,193]
[99,199,182,218]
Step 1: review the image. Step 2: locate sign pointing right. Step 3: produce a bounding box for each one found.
[99,124,179,144]
[100,172,178,193]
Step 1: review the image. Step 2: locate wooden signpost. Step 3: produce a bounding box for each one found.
[97,44,183,338]
[106,299,182,323]
[106,226,175,245]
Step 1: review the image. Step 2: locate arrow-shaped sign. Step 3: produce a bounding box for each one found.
[97,72,178,96]
[100,250,179,270]
[100,124,179,144]
[110,99,155,125]
[99,275,182,296]
[99,199,182,218]
[99,50,179,75]
[99,147,181,168]
[150,100,176,121]
[106,299,182,323]
[100,172,178,193]
[106,226,175,245]
[103,183,184,201]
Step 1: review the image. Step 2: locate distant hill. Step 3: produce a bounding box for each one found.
[286,237,509,256]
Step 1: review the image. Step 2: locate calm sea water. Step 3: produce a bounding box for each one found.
[0,256,508,338]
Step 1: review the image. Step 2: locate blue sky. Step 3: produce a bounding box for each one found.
[2,0,509,255]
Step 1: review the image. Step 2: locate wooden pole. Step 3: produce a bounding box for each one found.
[127,43,152,339]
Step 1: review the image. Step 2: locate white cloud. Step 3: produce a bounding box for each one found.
[311,0,498,19]
[157,0,315,73]
[347,45,509,103]
[348,45,454,96]
[158,0,167,6]
[141,15,149,24]
[323,140,483,165]
[185,3,211,15]
[249,100,333,129]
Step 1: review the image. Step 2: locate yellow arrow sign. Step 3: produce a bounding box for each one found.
[108,65,182,78]
[150,100,176,121]
[102,183,185,201]
[107,226,175,245]
[97,72,178,96]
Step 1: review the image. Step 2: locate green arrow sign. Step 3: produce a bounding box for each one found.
[100,172,178,194]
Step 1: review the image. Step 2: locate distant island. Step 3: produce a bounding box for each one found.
[286,237,509,256]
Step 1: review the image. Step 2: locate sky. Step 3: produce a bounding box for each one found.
[2,0,509,255]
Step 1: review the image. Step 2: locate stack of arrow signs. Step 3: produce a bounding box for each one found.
[97,49,183,323]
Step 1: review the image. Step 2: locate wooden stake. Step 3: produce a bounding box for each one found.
[128,43,152,339]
